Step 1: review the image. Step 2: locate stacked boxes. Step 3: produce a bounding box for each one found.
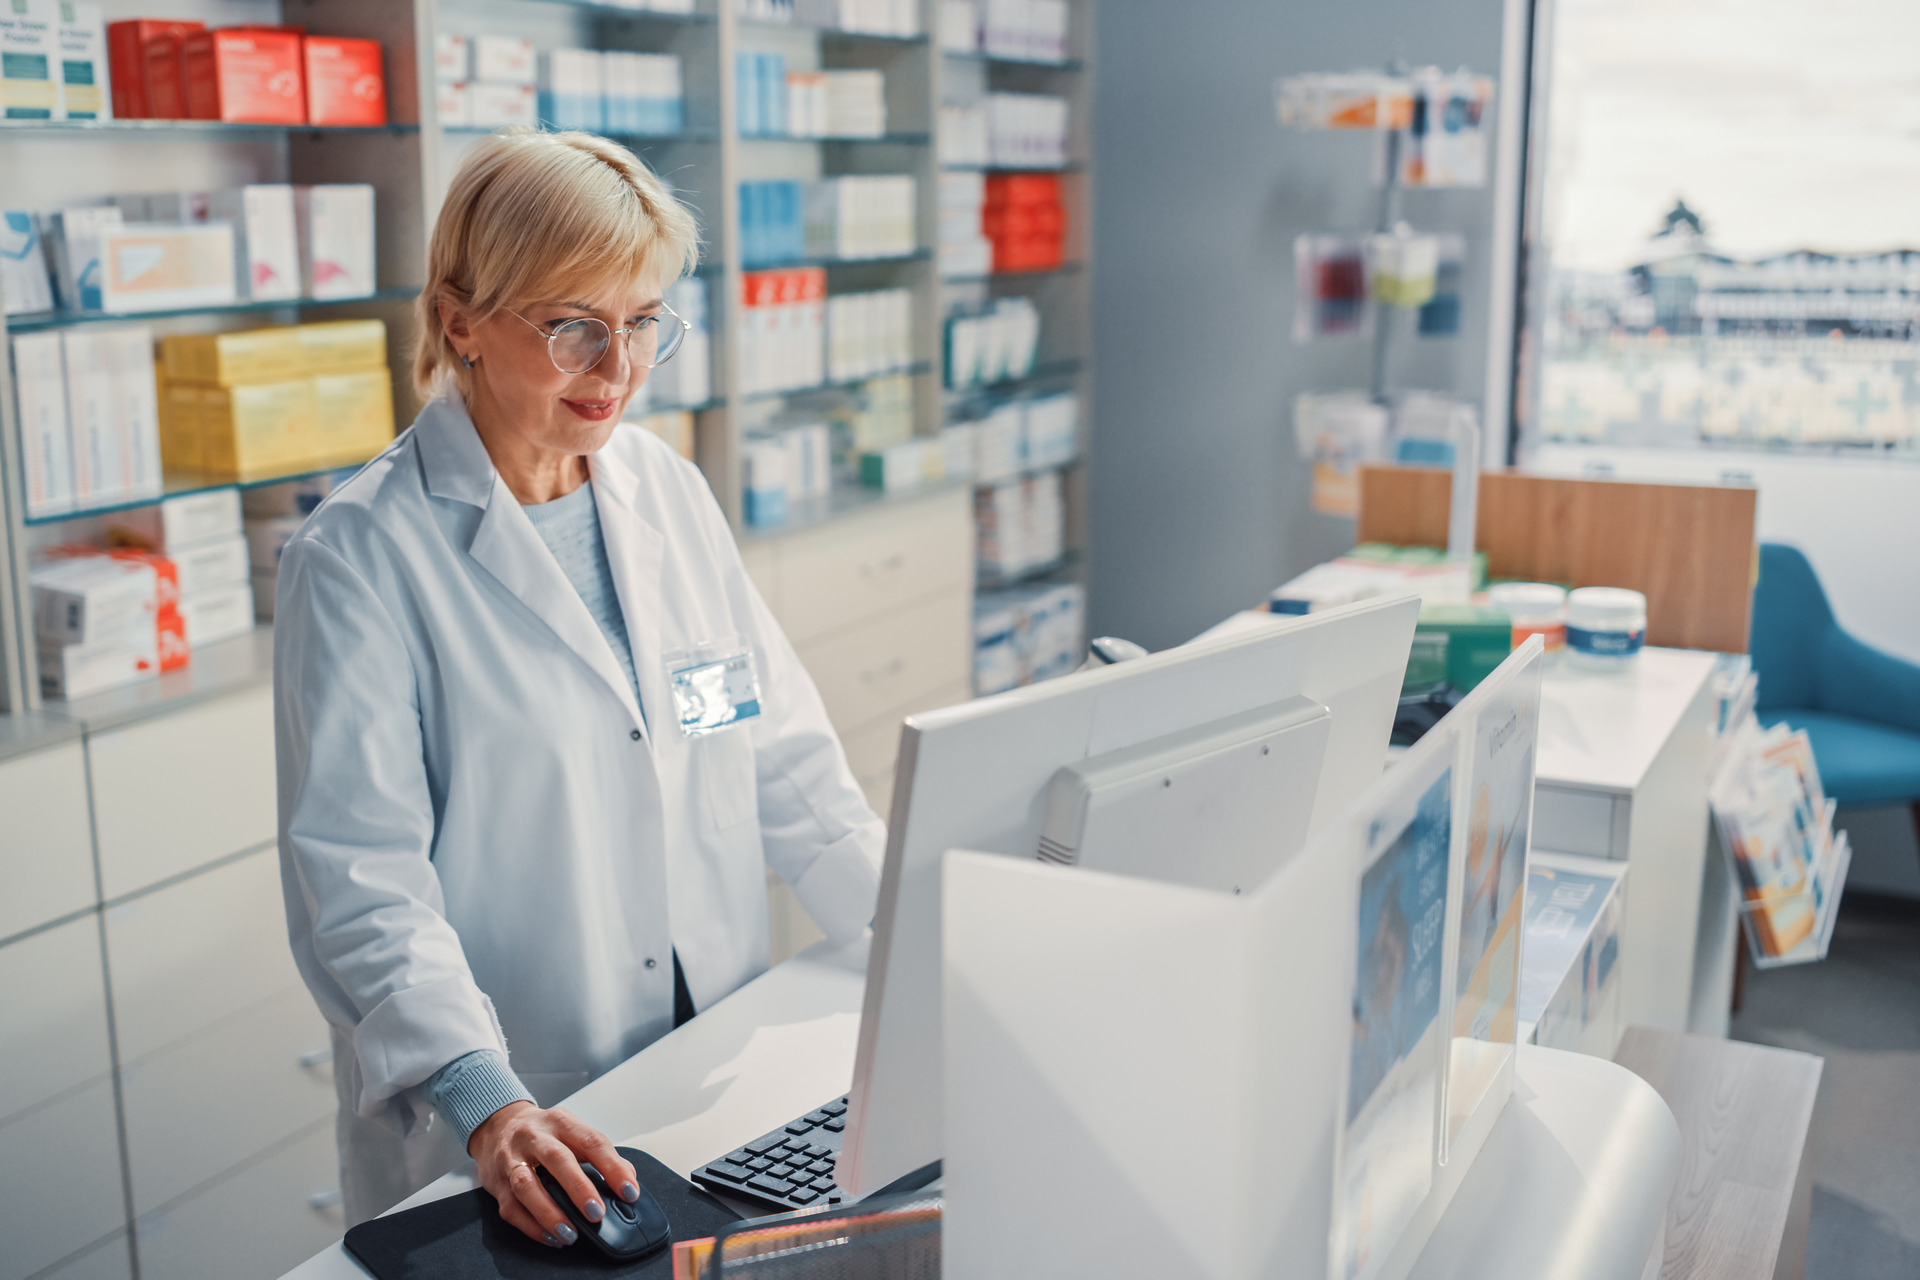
[983,172,1066,272]
[806,176,916,260]
[747,0,919,37]
[972,581,1083,695]
[630,276,712,412]
[32,554,165,698]
[10,325,163,517]
[944,295,1039,387]
[739,180,807,266]
[986,91,1069,166]
[105,488,251,650]
[776,67,886,138]
[831,371,914,461]
[742,421,832,527]
[437,33,536,128]
[938,171,993,278]
[3,1,111,121]
[158,319,394,478]
[826,288,912,383]
[735,51,789,137]
[974,467,1063,581]
[738,268,826,395]
[979,0,1071,63]
[947,391,1076,483]
[538,47,605,131]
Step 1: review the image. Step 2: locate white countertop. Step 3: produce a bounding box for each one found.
[280,937,870,1280]
[1537,647,1718,795]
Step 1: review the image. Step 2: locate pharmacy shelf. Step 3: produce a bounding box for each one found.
[43,624,275,735]
[737,476,967,542]
[0,119,421,136]
[738,361,932,404]
[23,461,372,528]
[939,160,1080,172]
[743,132,932,145]
[942,51,1085,72]
[5,287,422,334]
[941,262,1082,284]
[742,249,933,271]
[736,19,928,45]
[943,357,1084,398]
[520,0,717,21]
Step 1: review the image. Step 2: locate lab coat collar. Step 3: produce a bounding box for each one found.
[416,391,652,735]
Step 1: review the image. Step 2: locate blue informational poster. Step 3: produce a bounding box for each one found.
[1342,760,1452,1280]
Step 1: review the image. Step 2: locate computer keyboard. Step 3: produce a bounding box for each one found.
[690,1095,849,1213]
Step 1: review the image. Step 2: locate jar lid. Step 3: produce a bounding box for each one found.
[1487,582,1567,615]
[1568,586,1647,627]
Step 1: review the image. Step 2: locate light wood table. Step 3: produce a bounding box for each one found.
[1614,1026,1823,1280]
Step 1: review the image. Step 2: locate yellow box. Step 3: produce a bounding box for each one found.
[159,384,205,472]
[162,327,307,387]
[199,380,317,478]
[299,319,389,374]
[311,367,396,464]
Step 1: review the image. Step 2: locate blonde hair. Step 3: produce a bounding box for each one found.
[414,128,701,398]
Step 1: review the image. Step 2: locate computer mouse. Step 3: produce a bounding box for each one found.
[535,1160,673,1262]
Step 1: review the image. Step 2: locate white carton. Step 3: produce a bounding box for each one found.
[38,633,159,699]
[209,186,301,301]
[32,555,157,646]
[55,2,109,119]
[473,34,534,84]
[470,80,536,127]
[106,486,242,552]
[102,325,162,500]
[436,79,471,127]
[294,184,376,299]
[1,209,56,312]
[98,221,237,312]
[171,533,249,597]
[11,330,74,515]
[61,328,127,503]
[433,32,471,82]
[48,204,122,311]
[0,0,60,120]
[179,580,255,647]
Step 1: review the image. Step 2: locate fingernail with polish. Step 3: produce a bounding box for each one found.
[544,1234,561,1249]
[584,1199,605,1223]
[554,1223,578,1246]
[620,1182,640,1204]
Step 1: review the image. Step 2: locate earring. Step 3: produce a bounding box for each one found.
[460,353,477,369]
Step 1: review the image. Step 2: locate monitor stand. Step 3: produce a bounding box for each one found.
[1410,1044,1679,1280]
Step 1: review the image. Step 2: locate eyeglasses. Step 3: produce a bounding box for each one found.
[508,303,690,375]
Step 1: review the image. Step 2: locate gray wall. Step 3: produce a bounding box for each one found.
[1089,0,1511,650]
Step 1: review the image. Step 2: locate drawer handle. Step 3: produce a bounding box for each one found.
[299,1048,334,1069]
[860,658,906,685]
[859,554,905,579]
[309,1188,343,1211]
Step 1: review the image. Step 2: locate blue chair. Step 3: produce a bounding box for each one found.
[1749,543,1920,825]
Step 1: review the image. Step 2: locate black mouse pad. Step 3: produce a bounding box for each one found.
[343,1148,738,1280]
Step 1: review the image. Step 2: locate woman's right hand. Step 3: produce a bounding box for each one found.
[468,1100,642,1247]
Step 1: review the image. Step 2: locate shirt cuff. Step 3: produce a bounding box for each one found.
[427,1049,535,1147]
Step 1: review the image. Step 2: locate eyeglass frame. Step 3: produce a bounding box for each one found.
[506,301,691,374]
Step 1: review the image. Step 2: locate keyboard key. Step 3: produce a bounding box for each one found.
[822,1118,845,1132]
[784,1121,815,1135]
[804,1110,833,1125]
[807,1159,834,1175]
[748,1157,775,1172]
[706,1162,753,1184]
[747,1176,796,1198]
[806,1143,835,1159]
[822,1101,848,1117]
[745,1137,786,1156]
[788,1171,817,1187]
[790,1189,820,1205]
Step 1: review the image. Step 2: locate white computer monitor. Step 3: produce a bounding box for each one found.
[833,593,1422,1197]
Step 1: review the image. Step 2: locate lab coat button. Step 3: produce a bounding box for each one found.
[645,957,658,969]
[630,729,643,741]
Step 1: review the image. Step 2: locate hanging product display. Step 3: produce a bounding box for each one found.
[1401,69,1494,189]
[1292,233,1372,341]
[1369,223,1440,309]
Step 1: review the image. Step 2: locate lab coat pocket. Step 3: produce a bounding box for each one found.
[699,726,758,831]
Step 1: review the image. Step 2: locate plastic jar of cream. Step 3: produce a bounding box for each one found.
[1565,587,1647,672]
[1488,582,1567,656]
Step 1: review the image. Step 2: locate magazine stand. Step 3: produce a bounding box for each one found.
[942,639,1680,1279]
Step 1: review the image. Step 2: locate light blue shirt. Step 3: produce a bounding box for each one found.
[425,481,649,1143]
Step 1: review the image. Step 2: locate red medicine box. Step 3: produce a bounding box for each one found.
[182,29,307,124]
[107,20,203,117]
[141,32,192,119]
[304,36,387,126]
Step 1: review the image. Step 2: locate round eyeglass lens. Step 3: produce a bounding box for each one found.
[547,314,684,374]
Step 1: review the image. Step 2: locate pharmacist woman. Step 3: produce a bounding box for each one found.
[273,130,884,1242]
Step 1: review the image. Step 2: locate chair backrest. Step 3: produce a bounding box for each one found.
[1749,543,1834,712]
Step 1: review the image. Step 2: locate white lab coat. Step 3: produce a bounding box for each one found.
[274,391,885,1224]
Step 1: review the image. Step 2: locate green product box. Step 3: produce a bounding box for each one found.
[1347,542,1489,590]
[1403,604,1513,695]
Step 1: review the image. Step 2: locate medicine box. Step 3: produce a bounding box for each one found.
[469,80,535,127]
[196,379,319,476]
[38,631,160,699]
[49,203,123,312]
[163,326,306,385]
[208,185,301,301]
[105,18,200,116]
[106,486,243,552]
[1405,604,1514,695]
[183,28,306,124]
[436,79,470,126]
[293,185,376,299]
[179,580,254,647]
[141,28,188,117]
[33,555,156,646]
[168,534,249,598]
[434,33,471,83]
[0,0,58,119]
[298,318,387,372]
[304,35,385,126]
[11,330,76,515]
[62,328,130,504]
[55,3,109,119]
[473,35,534,84]
[2,209,56,313]
[98,222,238,312]
[310,366,395,463]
